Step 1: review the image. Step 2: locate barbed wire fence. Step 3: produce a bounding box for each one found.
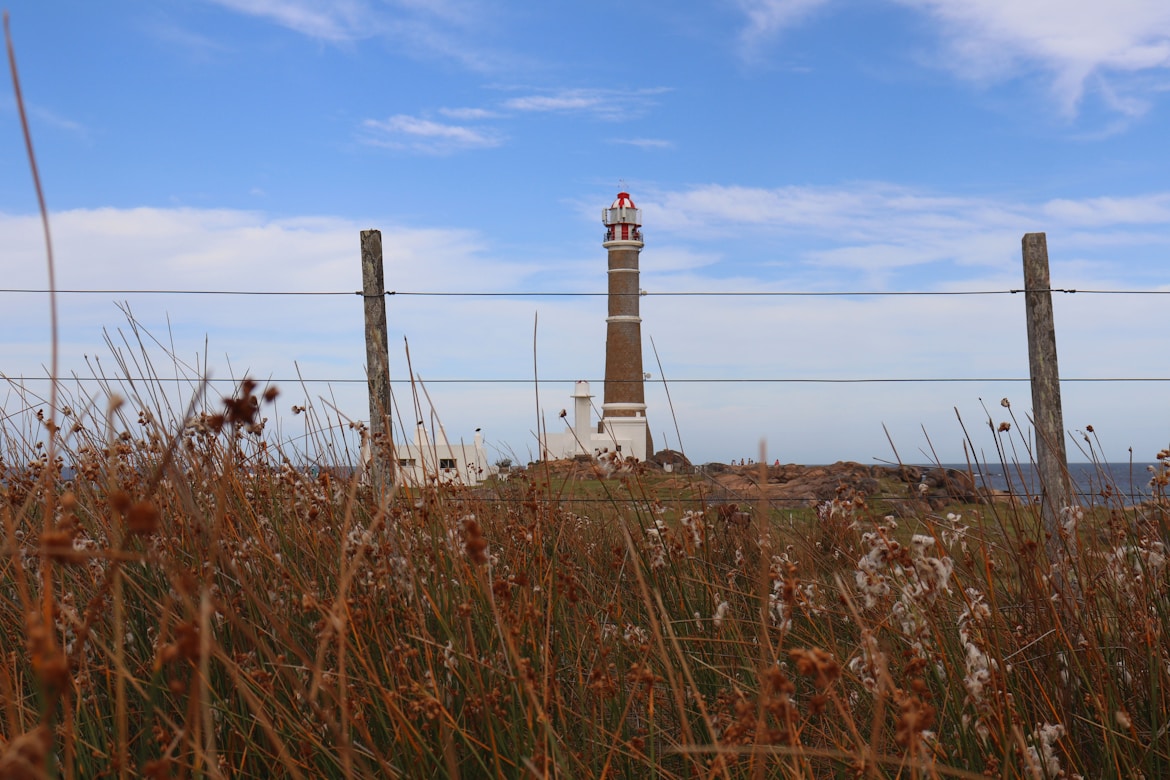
[3,285,1169,388]
[2,236,1168,510]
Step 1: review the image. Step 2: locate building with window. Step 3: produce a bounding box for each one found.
[394,422,494,487]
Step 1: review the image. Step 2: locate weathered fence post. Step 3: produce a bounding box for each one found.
[361,229,394,487]
[1021,232,1072,565]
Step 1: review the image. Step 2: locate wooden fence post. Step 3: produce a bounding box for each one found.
[361,229,394,486]
[1021,232,1072,564]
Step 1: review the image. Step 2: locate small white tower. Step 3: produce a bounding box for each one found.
[572,381,593,450]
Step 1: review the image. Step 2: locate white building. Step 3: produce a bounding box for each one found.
[540,380,649,462]
[394,423,495,487]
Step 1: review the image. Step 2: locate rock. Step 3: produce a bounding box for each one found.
[653,449,693,473]
[705,461,983,507]
[707,461,887,503]
[918,467,980,505]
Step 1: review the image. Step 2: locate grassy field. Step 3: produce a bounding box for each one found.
[5,14,1170,776]
[1,370,1169,779]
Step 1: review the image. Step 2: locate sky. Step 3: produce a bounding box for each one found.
[2,0,1169,467]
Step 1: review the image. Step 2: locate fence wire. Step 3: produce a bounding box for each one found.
[3,287,1169,297]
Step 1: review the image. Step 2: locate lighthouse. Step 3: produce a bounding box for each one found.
[536,193,654,462]
[600,192,652,459]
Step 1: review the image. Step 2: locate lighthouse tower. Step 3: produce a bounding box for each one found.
[600,192,652,459]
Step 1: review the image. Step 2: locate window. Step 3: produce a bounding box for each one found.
[439,458,457,470]
[616,445,622,453]
[398,458,416,468]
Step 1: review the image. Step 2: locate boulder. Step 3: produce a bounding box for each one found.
[653,449,693,473]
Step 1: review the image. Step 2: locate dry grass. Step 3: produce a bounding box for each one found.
[4,23,1170,776]
[1,351,1168,779]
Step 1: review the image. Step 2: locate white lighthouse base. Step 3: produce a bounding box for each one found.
[540,420,647,464]
[598,416,649,462]
[539,381,650,463]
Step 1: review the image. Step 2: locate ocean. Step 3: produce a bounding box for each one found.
[939,461,1165,507]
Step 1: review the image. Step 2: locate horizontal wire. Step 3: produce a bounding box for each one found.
[4,376,1170,385]
[390,290,1028,297]
[2,287,1167,297]
[451,492,1150,505]
[0,288,355,296]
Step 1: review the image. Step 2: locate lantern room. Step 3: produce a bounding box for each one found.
[602,192,643,244]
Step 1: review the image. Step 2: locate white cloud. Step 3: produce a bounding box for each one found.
[646,183,1170,279]
[438,106,500,120]
[0,209,502,307]
[202,0,515,71]
[893,0,1170,116]
[206,0,372,42]
[651,183,981,239]
[506,94,596,112]
[388,0,485,27]
[363,88,671,156]
[734,0,834,40]
[1041,194,1170,227]
[360,114,503,154]
[4,188,1168,465]
[609,138,675,150]
[0,206,540,453]
[733,0,1170,118]
[502,87,669,121]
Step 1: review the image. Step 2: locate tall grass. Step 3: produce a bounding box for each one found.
[1,339,1168,778]
[7,12,1170,775]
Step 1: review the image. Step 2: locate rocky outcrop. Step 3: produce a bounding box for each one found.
[764,461,881,501]
[702,461,982,507]
[652,449,693,473]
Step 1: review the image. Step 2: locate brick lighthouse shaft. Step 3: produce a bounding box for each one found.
[602,246,645,414]
[601,192,653,457]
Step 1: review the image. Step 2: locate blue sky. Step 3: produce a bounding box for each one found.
[3,0,1169,467]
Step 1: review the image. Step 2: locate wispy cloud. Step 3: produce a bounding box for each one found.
[438,106,501,120]
[502,87,670,121]
[360,114,503,154]
[893,0,1170,117]
[206,0,371,42]
[203,0,516,71]
[1041,194,1170,227]
[367,88,670,154]
[29,107,90,142]
[732,0,1170,121]
[647,182,1170,279]
[144,18,230,58]
[735,0,834,40]
[609,138,675,150]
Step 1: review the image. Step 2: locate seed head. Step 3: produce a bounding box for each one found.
[127,500,161,536]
